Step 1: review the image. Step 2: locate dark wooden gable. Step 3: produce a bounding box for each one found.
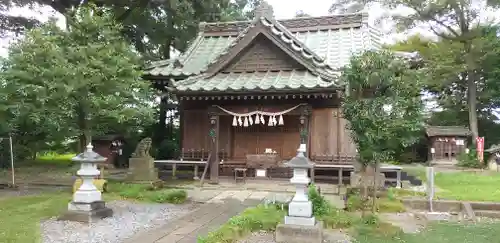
[222,34,304,73]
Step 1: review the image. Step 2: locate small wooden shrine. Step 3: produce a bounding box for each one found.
[91,135,125,168]
[425,126,471,161]
[144,2,383,182]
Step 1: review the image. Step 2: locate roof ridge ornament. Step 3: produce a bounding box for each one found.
[254,1,274,20]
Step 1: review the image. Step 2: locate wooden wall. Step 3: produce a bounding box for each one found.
[309,107,357,157]
[182,110,210,151]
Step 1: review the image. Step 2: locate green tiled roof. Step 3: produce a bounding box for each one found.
[425,126,471,137]
[174,70,338,92]
[144,13,381,78]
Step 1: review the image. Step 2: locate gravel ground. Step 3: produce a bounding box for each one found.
[41,200,196,243]
[238,231,276,243]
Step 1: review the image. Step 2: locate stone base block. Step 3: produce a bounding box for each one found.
[126,168,158,182]
[275,221,323,243]
[129,157,155,170]
[284,215,316,226]
[59,201,113,223]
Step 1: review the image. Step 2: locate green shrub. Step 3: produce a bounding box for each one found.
[148,189,187,204]
[361,214,380,225]
[198,204,285,243]
[376,198,406,213]
[320,209,356,229]
[109,182,187,204]
[457,149,482,168]
[346,194,364,212]
[116,184,146,199]
[308,184,331,217]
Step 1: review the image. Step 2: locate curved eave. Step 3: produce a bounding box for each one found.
[173,86,342,96]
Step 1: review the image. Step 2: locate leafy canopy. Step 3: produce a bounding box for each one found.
[1,4,154,147]
[341,51,425,165]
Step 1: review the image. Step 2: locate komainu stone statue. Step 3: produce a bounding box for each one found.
[131,137,152,158]
[127,137,158,183]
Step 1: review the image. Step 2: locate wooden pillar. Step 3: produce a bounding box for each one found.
[299,104,312,146]
[208,106,220,184]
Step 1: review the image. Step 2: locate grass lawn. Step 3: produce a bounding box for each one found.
[0,182,188,243]
[0,190,126,243]
[0,193,70,243]
[404,166,500,202]
[354,221,500,243]
[35,152,76,166]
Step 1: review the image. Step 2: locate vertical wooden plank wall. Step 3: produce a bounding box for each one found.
[182,110,209,150]
[310,108,357,158]
[337,110,357,155]
[310,108,337,155]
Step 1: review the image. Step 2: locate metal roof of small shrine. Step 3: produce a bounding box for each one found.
[174,70,338,93]
[144,12,380,78]
[425,126,471,137]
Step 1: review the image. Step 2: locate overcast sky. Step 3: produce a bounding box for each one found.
[0,0,497,57]
[0,1,424,56]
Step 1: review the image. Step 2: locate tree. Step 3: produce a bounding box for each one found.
[1,4,155,152]
[332,0,500,145]
[342,51,424,212]
[391,28,500,151]
[0,0,259,60]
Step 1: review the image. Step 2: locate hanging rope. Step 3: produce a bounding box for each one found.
[215,104,305,127]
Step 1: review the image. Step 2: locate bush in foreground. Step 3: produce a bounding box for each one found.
[109,183,188,204]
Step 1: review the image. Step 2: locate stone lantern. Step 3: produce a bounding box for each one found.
[60,143,113,222]
[275,143,322,243]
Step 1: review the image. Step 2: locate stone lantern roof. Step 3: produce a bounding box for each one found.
[285,144,314,169]
[72,143,107,163]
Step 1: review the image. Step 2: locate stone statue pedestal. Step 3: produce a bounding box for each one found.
[127,157,158,182]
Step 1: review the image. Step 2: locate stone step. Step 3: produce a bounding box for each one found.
[474,210,500,219]
[469,202,500,211]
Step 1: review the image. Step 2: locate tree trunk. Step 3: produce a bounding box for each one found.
[77,101,91,152]
[361,165,368,217]
[464,41,479,145]
[371,163,378,213]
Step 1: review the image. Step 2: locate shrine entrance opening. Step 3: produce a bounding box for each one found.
[231,115,300,161]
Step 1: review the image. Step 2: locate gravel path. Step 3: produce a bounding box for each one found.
[41,200,196,243]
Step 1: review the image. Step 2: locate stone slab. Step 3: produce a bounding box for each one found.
[67,201,106,212]
[59,207,113,223]
[275,221,323,243]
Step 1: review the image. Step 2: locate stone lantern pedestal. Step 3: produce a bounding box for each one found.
[59,144,113,223]
[275,144,323,243]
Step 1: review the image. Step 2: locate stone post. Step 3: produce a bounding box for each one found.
[60,143,113,222]
[275,144,323,243]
